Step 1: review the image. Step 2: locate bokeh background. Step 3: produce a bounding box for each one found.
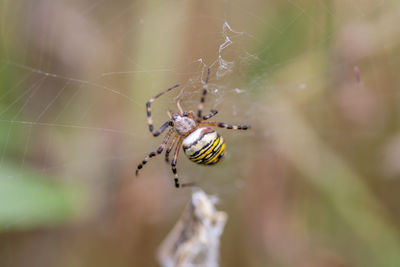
[1,0,400,266]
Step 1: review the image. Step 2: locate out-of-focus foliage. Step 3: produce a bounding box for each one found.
[0,162,81,230]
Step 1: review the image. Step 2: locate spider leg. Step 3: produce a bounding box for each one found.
[196,68,211,122]
[198,121,250,130]
[171,137,193,188]
[152,121,171,137]
[146,84,179,136]
[165,133,178,162]
[202,109,218,120]
[136,128,174,176]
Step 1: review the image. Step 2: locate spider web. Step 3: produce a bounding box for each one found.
[0,2,259,194]
[0,0,398,266]
[1,0,387,187]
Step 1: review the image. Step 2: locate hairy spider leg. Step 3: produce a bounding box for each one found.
[171,137,194,188]
[136,128,174,176]
[197,68,211,122]
[165,134,179,162]
[152,121,171,137]
[202,109,218,120]
[171,137,183,188]
[198,121,250,130]
[146,84,179,136]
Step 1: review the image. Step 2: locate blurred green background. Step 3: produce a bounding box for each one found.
[1,0,400,266]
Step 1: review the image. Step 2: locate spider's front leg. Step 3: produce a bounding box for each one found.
[146,84,179,136]
[198,121,250,130]
[197,68,211,122]
[202,109,218,120]
[150,121,171,137]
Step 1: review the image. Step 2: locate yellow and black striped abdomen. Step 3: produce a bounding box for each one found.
[182,128,225,165]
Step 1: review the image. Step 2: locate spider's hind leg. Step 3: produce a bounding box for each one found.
[136,129,174,176]
[170,137,194,188]
[165,134,178,162]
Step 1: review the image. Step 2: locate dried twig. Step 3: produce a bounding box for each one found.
[157,189,227,267]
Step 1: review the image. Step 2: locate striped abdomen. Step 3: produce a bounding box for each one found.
[182,128,225,165]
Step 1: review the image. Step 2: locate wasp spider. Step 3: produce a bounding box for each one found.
[135,69,250,188]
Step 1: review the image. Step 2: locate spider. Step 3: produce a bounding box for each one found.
[135,69,250,188]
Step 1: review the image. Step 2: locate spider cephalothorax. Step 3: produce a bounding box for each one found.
[171,113,196,135]
[136,68,250,188]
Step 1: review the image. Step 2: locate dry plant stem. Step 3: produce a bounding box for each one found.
[157,189,227,267]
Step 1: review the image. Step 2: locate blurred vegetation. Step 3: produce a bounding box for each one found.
[0,162,81,230]
[1,0,400,267]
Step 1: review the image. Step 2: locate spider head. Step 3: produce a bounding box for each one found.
[172,113,196,135]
